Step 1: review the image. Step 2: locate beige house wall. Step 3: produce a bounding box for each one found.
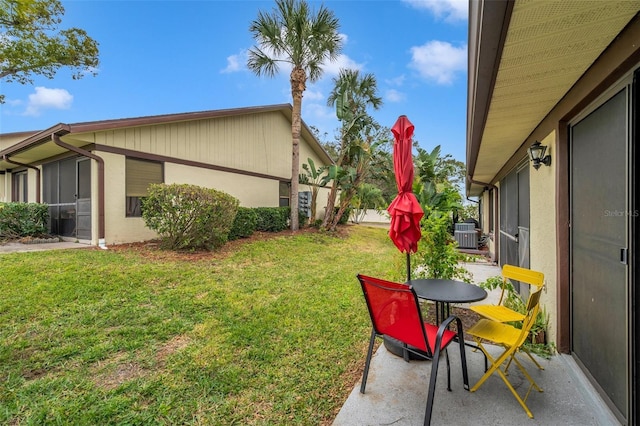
[528,131,558,345]
[99,151,157,245]
[86,110,332,243]
[165,163,279,208]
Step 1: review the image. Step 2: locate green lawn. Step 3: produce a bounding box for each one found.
[0,225,401,425]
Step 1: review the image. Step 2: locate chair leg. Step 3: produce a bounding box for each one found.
[424,345,443,426]
[522,347,545,370]
[471,341,537,419]
[360,328,377,394]
[445,348,451,391]
[457,326,470,391]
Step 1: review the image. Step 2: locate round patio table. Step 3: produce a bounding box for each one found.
[384,279,487,360]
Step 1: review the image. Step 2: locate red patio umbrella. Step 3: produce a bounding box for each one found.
[387,115,424,281]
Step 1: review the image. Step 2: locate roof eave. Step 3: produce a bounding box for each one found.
[466,0,514,196]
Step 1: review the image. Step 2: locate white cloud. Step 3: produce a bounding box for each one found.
[321,53,363,77]
[303,88,325,102]
[409,41,467,85]
[24,87,73,116]
[385,89,406,103]
[403,0,468,22]
[385,75,406,87]
[221,51,247,73]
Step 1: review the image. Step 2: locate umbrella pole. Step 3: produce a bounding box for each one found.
[406,252,411,282]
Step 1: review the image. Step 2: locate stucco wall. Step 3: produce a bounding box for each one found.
[528,131,558,346]
[100,152,158,245]
[165,163,279,208]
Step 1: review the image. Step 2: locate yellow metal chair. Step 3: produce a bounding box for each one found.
[466,285,544,419]
[470,264,545,371]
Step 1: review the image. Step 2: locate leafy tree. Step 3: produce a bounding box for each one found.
[248,0,342,231]
[413,145,464,220]
[362,133,395,202]
[321,69,383,230]
[0,0,99,103]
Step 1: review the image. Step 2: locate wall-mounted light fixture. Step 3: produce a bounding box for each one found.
[528,141,551,170]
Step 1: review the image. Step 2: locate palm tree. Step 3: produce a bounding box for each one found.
[322,69,383,229]
[248,0,343,230]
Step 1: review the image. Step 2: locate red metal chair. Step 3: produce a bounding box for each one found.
[357,274,469,426]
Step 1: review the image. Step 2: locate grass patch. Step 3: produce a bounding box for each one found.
[0,225,401,425]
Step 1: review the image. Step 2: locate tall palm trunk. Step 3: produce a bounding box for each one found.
[290,66,306,231]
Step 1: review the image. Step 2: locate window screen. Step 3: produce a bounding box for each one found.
[126,158,163,217]
[279,181,290,207]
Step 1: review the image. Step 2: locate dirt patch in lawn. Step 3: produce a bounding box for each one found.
[107,225,350,262]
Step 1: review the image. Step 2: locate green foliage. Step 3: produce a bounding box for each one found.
[0,0,100,103]
[141,183,239,251]
[299,158,328,222]
[321,68,385,231]
[349,183,386,223]
[253,207,289,232]
[413,145,464,220]
[0,202,49,238]
[414,214,471,282]
[228,207,258,240]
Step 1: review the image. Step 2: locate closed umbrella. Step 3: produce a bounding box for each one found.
[388,115,424,281]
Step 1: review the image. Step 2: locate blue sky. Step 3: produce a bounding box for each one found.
[0,0,469,160]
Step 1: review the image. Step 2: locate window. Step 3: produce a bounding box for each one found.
[126,158,163,217]
[279,181,290,207]
[12,171,28,202]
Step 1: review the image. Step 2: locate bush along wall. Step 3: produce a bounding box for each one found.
[142,183,239,251]
[228,207,258,240]
[0,202,49,239]
[253,207,290,232]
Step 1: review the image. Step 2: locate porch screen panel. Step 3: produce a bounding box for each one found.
[499,172,518,268]
[58,158,77,236]
[571,88,628,420]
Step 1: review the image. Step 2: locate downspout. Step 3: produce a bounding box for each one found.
[52,134,107,249]
[2,155,41,203]
[468,176,499,263]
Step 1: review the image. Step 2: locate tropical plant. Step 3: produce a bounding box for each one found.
[321,69,383,230]
[349,183,386,223]
[299,158,327,223]
[413,145,464,220]
[248,0,342,231]
[0,0,99,103]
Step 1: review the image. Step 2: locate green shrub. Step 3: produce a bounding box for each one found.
[228,207,258,240]
[0,202,49,238]
[141,183,239,251]
[414,213,471,281]
[254,207,289,232]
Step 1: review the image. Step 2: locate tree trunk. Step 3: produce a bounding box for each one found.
[322,181,338,228]
[290,67,306,231]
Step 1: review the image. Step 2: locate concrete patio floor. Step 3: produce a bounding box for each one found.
[333,261,621,426]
